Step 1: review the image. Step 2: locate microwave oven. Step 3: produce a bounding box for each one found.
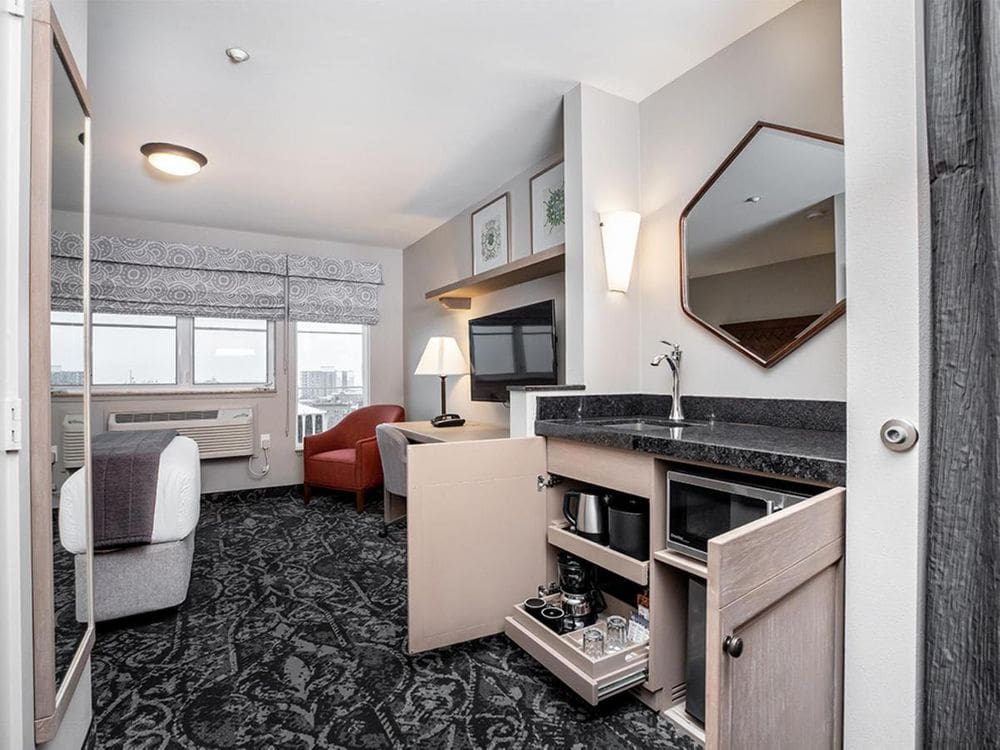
[666,471,809,562]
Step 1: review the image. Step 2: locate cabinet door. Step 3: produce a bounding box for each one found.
[407,436,547,654]
[705,488,845,749]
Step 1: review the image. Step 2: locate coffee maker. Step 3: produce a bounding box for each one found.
[557,552,605,631]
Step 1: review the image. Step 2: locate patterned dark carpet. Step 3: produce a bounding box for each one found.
[90,487,700,749]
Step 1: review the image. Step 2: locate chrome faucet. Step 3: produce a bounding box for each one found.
[651,340,684,421]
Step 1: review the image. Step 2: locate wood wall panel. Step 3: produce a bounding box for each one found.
[924,2,1000,744]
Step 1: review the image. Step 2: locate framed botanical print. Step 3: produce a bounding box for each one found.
[530,161,565,253]
[471,193,510,275]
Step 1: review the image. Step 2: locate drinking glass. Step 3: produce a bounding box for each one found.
[582,628,604,658]
[606,615,628,653]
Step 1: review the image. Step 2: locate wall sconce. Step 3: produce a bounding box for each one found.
[599,211,641,293]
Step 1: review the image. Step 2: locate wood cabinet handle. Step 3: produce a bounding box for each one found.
[723,635,744,658]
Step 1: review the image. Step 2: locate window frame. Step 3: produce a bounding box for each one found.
[292,321,371,450]
[50,313,277,395]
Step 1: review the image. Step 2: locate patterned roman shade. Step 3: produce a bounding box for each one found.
[50,232,383,324]
[286,254,382,325]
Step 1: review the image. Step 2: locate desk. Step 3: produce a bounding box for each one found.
[393,420,509,444]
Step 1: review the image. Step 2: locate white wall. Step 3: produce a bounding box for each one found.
[842,0,930,745]
[1,5,40,749]
[637,0,845,399]
[563,84,642,391]
[688,252,836,325]
[402,153,566,425]
[50,0,87,79]
[79,214,404,493]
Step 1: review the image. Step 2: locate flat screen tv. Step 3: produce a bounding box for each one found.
[469,300,558,402]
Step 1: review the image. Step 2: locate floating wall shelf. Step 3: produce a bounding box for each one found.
[425,244,565,307]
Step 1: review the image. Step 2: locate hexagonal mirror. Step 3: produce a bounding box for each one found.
[680,122,845,367]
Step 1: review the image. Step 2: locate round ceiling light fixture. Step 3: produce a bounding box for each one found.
[140,142,208,176]
[225,47,250,63]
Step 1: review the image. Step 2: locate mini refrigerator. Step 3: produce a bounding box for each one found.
[686,576,707,725]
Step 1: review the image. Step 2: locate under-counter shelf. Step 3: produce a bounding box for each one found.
[547,522,650,585]
[653,549,708,579]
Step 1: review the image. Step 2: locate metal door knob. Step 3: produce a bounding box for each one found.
[723,635,743,658]
[880,418,918,452]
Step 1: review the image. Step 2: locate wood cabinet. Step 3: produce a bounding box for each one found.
[406,435,846,748]
[705,489,845,749]
[406,437,547,653]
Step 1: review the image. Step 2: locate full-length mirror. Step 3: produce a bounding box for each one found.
[50,40,89,689]
[30,1,94,742]
[681,122,845,367]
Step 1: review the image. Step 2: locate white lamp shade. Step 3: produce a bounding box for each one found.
[600,210,641,293]
[414,336,468,376]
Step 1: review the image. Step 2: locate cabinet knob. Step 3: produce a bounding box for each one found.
[723,635,743,658]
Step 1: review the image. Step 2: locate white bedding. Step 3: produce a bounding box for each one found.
[59,435,201,555]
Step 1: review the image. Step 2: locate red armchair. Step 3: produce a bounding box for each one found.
[302,404,406,512]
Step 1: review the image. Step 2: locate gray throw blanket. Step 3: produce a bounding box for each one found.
[91,429,177,550]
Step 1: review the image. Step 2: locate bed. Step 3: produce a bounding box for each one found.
[59,435,201,622]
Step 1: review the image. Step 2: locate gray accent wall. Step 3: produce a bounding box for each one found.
[402,153,566,425]
[924,1,1000,744]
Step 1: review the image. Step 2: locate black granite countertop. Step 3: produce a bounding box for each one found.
[535,414,846,486]
[506,384,586,392]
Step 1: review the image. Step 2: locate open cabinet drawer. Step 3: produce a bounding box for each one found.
[503,599,650,705]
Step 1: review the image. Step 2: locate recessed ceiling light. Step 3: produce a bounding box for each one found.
[806,209,828,220]
[744,195,761,203]
[140,142,208,176]
[226,47,250,63]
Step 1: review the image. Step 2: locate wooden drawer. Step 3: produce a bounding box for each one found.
[546,439,654,498]
[503,599,649,705]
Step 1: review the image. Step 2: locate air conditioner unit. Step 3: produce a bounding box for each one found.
[62,414,85,469]
[108,407,255,460]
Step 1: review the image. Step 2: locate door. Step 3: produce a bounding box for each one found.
[407,436,547,653]
[705,488,845,749]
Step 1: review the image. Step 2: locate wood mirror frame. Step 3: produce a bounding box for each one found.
[679,121,846,368]
[29,0,94,742]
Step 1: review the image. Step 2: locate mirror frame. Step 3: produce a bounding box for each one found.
[29,0,94,742]
[679,121,846,368]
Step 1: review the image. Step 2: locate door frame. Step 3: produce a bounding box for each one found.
[842,0,931,745]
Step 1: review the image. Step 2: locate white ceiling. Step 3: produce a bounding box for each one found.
[685,127,844,276]
[88,0,799,249]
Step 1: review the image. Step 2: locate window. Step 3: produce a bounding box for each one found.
[50,311,84,387]
[50,312,275,391]
[92,313,177,386]
[295,322,368,446]
[194,317,269,385]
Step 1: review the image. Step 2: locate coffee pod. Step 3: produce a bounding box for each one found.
[540,606,565,633]
[524,597,547,621]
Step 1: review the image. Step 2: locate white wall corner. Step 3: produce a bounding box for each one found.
[563,83,642,393]
[562,85,585,385]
